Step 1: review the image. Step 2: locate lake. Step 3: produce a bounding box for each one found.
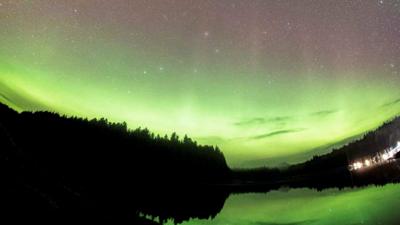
[167,184,400,225]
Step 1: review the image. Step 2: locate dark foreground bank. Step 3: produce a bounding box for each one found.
[1,102,400,224]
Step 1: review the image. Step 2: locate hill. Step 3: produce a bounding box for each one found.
[233,115,400,190]
[0,102,230,222]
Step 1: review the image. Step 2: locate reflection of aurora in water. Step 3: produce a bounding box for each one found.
[349,142,400,171]
[2,1,400,223]
[175,185,400,225]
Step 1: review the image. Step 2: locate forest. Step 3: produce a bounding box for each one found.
[0,102,229,223]
[2,101,400,223]
[232,115,400,191]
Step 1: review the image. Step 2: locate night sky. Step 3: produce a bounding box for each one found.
[1,0,400,167]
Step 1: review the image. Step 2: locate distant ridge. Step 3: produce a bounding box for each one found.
[0,101,230,222]
[233,114,400,190]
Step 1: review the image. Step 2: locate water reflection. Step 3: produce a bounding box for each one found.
[145,160,400,225]
[172,185,400,225]
[134,186,229,224]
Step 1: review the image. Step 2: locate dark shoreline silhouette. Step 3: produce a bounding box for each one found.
[230,114,400,192]
[0,102,230,223]
[1,102,400,224]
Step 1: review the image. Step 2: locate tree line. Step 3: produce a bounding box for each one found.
[231,115,400,191]
[0,102,230,223]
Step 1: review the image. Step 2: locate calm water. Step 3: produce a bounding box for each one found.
[168,184,400,225]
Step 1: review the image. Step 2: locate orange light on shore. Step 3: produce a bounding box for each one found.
[353,162,363,170]
[349,140,400,171]
[382,153,390,161]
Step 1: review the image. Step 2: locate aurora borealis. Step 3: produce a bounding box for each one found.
[174,185,400,225]
[1,0,400,167]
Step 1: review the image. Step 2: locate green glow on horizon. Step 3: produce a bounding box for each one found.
[2,63,400,167]
[174,184,400,225]
[1,1,400,167]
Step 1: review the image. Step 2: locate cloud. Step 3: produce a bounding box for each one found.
[234,117,266,126]
[251,128,305,140]
[381,98,400,107]
[267,116,292,122]
[0,93,14,104]
[242,132,365,168]
[251,219,318,225]
[310,109,338,117]
[0,83,49,112]
[234,116,291,127]
[235,111,337,128]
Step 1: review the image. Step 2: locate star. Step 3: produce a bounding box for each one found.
[3,0,400,169]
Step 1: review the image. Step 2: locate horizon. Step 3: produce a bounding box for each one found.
[1,100,400,168]
[1,1,400,167]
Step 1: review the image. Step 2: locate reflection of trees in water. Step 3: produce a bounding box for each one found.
[140,160,400,224]
[231,116,400,193]
[0,103,230,223]
[136,186,229,224]
[2,101,400,224]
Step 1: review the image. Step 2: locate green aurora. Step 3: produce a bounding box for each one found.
[172,184,400,225]
[1,1,400,167]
